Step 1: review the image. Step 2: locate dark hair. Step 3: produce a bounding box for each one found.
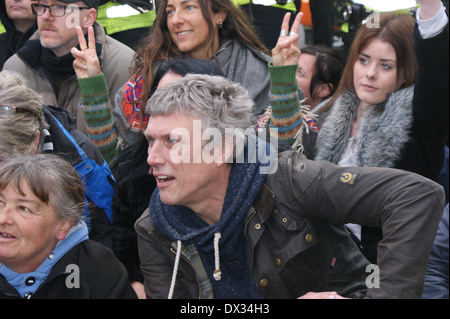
[150,57,225,95]
[301,46,343,101]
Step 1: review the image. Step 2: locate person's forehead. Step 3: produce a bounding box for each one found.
[38,0,87,5]
[298,53,317,75]
[0,179,44,207]
[146,113,201,136]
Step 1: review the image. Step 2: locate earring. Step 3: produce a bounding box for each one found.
[217,20,223,28]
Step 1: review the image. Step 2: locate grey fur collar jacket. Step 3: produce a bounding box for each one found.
[314,86,415,168]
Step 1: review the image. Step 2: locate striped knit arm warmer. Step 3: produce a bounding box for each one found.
[77,73,120,163]
[268,63,303,147]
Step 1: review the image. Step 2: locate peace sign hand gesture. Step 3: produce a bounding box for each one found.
[272,12,303,67]
[71,26,101,79]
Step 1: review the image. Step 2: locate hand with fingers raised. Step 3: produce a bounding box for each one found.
[71,26,101,79]
[272,12,303,67]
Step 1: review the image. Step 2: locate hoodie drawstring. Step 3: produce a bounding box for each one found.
[168,240,182,299]
[213,232,222,281]
[167,232,222,299]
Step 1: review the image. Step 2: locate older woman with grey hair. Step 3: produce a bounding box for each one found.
[0,154,137,299]
[0,70,115,249]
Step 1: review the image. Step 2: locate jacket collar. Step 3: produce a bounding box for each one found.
[252,183,275,223]
[17,22,105,72]
[147,182,275,246]
[315,86,415,168]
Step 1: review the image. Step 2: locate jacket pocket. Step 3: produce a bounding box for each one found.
[265,210,318,268]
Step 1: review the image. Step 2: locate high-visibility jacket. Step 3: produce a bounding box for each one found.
[232,0,297,12]
[96,1,156,35]
[338,1,419,33]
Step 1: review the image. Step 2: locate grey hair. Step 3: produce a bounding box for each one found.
[0,70,48,158]
[0,154,86,224]
[145,74,257,155]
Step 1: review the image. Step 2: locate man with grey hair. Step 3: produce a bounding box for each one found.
[2,0,134,135]
[135,74,445,299]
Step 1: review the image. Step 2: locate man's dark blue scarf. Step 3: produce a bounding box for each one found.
[149,135,276,298]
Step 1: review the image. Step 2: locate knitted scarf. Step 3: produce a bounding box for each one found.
[120,71,148,132]
[149,135,274,298]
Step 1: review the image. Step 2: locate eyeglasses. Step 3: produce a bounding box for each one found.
[31,3,90,17]
[0,105,30,118]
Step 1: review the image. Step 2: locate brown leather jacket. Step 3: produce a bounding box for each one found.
[135,151,445,299]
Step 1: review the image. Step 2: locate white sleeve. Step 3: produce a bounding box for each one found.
[416,2,449,39]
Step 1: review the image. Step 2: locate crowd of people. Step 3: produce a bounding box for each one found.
[0,0,448,300]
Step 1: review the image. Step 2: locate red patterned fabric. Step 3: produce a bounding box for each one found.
[121,70,149,132]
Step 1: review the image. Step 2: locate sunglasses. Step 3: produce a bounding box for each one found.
[0,105,31,118]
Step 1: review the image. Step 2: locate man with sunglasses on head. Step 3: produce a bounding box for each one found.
[2,0,134,136]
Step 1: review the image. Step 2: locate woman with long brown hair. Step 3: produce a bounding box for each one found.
[116,0,272,145]
[73,0,273,159]
[311,0,448,263]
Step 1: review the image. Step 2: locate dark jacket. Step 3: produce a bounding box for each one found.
[0,240,137,299]
[422,204,449,299]
[0,0,37,70]
[44,105,115,249]
[135,151,445,299]
[310,23,449,263]
[313,23,449,182]
[111,137,157,283]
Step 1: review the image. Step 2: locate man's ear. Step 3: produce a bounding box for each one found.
[81,8,97,28]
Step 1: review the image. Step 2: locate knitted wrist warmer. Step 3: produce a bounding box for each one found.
[268,63,303,146]
[78,73,119,163]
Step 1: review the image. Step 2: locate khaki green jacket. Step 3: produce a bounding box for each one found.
[135,151,445,299]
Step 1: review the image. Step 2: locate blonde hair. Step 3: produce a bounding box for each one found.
[0,70,48,159]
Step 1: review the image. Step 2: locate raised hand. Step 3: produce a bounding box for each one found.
[71,26,101,79]
[417,0,443,19]
[271,12,303,67]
